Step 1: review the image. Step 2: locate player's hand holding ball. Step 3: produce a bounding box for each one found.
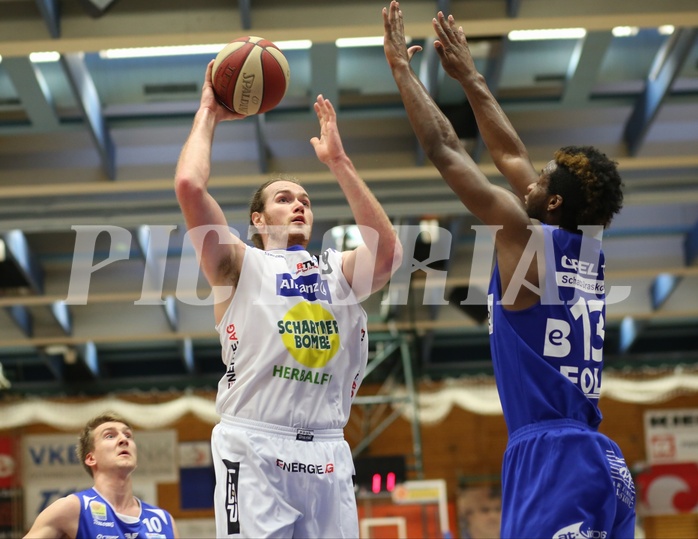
[211,36,290,116]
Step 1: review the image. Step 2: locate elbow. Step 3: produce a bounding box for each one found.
[391,237,404,274]
[376,233,403,283]
[174,175,204,203]
[423,131,463,166]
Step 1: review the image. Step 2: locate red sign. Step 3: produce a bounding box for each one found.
[636,463,698,515]
[0,437,17,488]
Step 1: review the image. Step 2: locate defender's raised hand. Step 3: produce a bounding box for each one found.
[432,11,477,83]
[383,1,423,70]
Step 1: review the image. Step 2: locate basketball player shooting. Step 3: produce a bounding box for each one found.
[174,59,402,538]
[383,2,635,537]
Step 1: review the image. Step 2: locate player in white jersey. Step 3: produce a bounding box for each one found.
[24,412,179,539]
[175,60,402,538]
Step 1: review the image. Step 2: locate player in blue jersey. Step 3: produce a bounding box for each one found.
[384,2,635,537]
[175,61,402,537]
[24,412,179,539]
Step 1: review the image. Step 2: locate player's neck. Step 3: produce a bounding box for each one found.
[264,238,309,251]
[93,473,136,513]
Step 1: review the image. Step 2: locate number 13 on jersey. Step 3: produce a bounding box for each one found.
[544,296,605,399]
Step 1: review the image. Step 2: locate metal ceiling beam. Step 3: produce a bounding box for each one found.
[77,0,121,18]
[238,0,251,30]
[1,56,60,130]
[5,306,33,337]
[59,53,116,179]
[0,230,45,294]
[649,273,681,311]
[561,31,613,107]
[180,337,196,374]
[253,115,270,174]
[163,295,179,332]
[685,219,698,266]
[41,348,66,381]
[136,225,174,304]
[618,315,639,354]
[34,0,60,38]
[309,42,338,108]
[80,341,100,378]
[2,7,698,56]
[624,28,698,155]
[507,0,522,18]
[50,301,72,335]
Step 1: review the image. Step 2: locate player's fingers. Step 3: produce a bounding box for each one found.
[323,97,336,115]
[391,1,401,26]
[447,14,459,35]
[439,12,456,41]
[204,60,215,87]
[406,45,423,61]
[457,26,467,44]
[433,15,448,42]
[433,41,447,62]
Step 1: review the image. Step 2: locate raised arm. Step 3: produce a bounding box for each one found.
[384,1,542,309]
[174,60,247,322]
[23,495,79,539]
[383,2,527,230]
[310,95,402,299]
[431,11,538,199]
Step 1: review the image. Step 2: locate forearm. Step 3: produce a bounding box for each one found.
[175,108,217,189]
[457,71,534,196]
[391,64,461,162]
[328,155,399,263]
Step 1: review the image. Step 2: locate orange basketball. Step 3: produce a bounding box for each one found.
[211,36,290,116]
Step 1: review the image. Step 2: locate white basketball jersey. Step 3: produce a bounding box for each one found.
[215,245,368,430]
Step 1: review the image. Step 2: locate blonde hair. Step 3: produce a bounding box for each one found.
[76,411,132,477]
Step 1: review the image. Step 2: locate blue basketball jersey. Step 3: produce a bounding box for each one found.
[75,487,176,539]
[488,224,606,433]
[488,224,636,538]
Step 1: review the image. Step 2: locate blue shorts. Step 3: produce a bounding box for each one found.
[501,419,636,539]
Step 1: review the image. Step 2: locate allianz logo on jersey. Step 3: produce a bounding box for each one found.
[276,272,332,303]
[553,521,607,539]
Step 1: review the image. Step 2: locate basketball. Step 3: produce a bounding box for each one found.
[211,36,290,116]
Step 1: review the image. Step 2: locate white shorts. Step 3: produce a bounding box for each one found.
[211,415,359,538]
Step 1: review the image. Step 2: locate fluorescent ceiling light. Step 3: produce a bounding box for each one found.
[276,40,312,50]
[508,28,586,41]
[100,39,312,59]
[336,36,384,48]
[612,26,639,38]
[336,35,412,48]
[30,51,61,63]
[100,44,225,59]
[658,25,675,35]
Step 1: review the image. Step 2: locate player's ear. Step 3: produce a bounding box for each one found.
[84,452,96,467]
[251,211,264,228]
[548,194,563,211]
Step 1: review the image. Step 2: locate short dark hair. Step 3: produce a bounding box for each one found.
[76,412,132,477]
[549,146,624,229]
[249,174,303,249]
